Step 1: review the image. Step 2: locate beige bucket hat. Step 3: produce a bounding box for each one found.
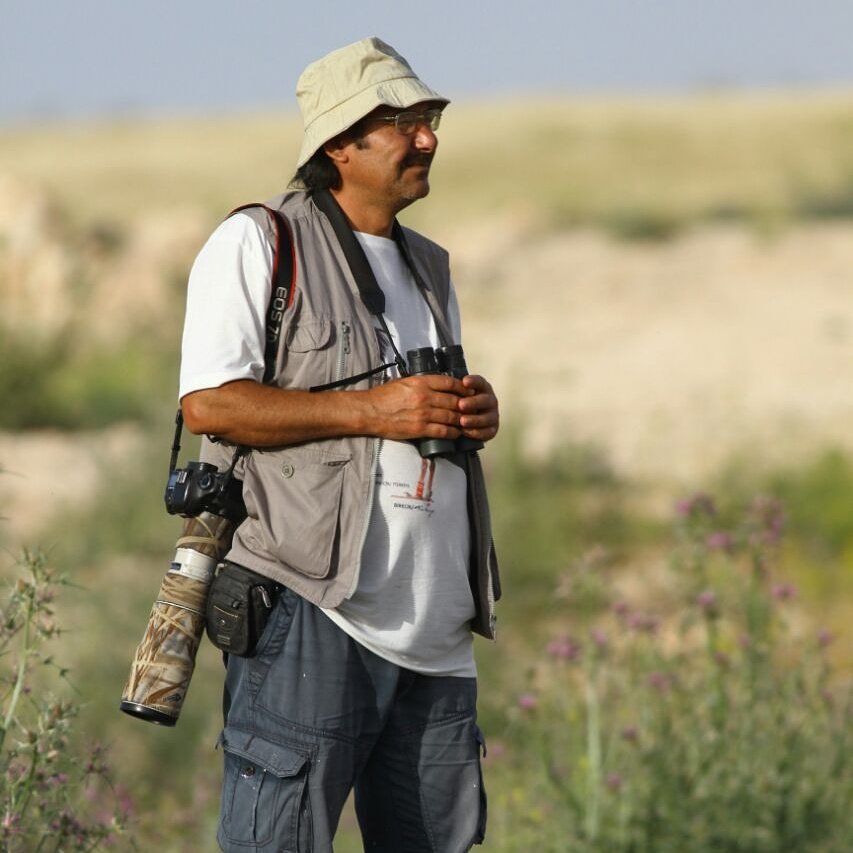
[295,36,449,168]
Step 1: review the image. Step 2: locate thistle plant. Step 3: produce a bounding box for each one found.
[492,494,852,853]
[0,549,133,852]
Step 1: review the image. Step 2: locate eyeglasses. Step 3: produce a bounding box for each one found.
[371,108,443,135]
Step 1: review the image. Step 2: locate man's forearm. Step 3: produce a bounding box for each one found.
[181,376,473,447]
[181,380,369,446]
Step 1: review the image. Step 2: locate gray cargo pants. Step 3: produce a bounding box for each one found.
[217,585,488,852]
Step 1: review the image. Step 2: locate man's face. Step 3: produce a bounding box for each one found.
[335,101,443,212]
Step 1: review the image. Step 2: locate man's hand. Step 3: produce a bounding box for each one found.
[457,374,500,442]
[363,374,467,441]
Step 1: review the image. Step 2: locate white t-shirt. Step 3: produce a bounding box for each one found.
[180,214,272,397]
[180,214,476,677]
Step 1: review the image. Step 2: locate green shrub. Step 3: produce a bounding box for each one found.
[486,427,657,619]
[484,493,852,852]
[602,209,684,242]
[715,448,853,599]
[0,550,132,851]
[0,328,177,431]
[16,429,852,850]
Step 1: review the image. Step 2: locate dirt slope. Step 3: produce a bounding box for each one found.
[3,177,853,537]
[445,219,853,486]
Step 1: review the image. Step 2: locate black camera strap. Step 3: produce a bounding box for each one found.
[312,189,386,315]
[310,189,427,390]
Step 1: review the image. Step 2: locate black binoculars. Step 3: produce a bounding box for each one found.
[406,345,485,458]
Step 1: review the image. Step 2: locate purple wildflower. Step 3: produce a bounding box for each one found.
[518,693,538,712]
[695,589,718,615]
[620,726,639,743]
[771,582,797,602]
[85,742,109,776]
[705,531,734,552]
[546,636,581,661]
[114,784,135,819]
[591,628,608,651]
[612,600,630,619]
[626,612,659,633]
[714,651,730,668]
[605,772,623,793]
[675,492,716,520]
[818,628,835,649]
[749,495,786,545]
[6,764,25,782]
[646,672,670,693]
[483,740,506,762]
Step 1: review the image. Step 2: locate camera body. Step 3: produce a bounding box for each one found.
[164,460,245,521]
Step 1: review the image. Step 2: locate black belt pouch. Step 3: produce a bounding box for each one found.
[205,561,279,657]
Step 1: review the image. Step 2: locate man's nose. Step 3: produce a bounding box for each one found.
[412,123,437,152]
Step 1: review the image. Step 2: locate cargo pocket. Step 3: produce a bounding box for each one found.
[218,727,313,853]
[474,726,488,844]
[242,446,350,579]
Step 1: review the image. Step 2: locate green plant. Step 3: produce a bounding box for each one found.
[485,427,656,619]
[487,493,852,852]
[0,327,177,431]
[0,550,133,851]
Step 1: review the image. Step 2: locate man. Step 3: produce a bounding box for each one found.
[179,37,501,852]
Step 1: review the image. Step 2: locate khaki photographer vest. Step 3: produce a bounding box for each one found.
[200,191,500,639]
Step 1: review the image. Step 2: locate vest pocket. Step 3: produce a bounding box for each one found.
[242,447,351,580]
[287,318,333,352]
[280,316,335,390]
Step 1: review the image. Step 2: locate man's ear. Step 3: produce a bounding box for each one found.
[324,136,350,165]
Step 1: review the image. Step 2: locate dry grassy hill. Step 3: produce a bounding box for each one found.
[3,92,853,535]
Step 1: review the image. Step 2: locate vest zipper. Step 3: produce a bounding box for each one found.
[335,320,352,385]
[348,436,380,599]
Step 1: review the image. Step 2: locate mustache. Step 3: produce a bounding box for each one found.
[401,153,434,169]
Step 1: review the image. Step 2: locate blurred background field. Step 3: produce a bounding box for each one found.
[2,90,853,850]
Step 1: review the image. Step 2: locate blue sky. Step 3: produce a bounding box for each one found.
[2,1,852,124]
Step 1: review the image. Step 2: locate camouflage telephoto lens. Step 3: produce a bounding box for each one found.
[120,511,237,725]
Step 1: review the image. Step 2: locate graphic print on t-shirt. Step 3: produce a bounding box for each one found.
[376,457,438,517]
